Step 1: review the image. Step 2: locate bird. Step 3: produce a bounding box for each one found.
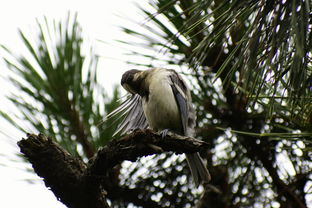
[107,68,211,186]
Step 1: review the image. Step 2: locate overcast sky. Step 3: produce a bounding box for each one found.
[0,0,144,207]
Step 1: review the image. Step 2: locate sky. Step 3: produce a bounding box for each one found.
[0,0,144,207]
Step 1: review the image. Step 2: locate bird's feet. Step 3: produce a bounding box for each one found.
[159,129,170,138]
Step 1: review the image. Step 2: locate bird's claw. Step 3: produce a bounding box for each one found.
[159,129,170,138]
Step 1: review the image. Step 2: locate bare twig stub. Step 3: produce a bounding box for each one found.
[18,129,208,208]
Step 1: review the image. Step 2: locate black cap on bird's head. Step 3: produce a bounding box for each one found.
[121,69,142,95]
[121,69,140,85]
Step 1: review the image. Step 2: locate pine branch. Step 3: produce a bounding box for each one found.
[87,129,208,175]
[18,133,109,208]
[18,129,208,208]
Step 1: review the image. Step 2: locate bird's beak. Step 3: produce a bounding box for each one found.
[122,83,136,94]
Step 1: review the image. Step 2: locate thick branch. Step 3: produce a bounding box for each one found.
[18,129,208,208]
[18,133,109,208]
[88,129,209,175]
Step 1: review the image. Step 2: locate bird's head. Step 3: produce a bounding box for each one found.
[121,69,144,95]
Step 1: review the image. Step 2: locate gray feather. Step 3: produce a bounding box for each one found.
[186,153,211,187]
[168,70,211,186]
[107,95,132,116]
[170,82,188,134]
[112,94,149,136]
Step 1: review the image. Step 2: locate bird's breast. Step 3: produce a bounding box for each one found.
[142,77,182,133]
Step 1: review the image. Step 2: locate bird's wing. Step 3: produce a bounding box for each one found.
[168,70,189,135]
[105,94,149,136]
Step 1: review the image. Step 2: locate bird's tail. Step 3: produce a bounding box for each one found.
[185,153,211,187]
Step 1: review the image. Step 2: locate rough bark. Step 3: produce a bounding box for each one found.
[18,129,208,208]
[17,133,109,208]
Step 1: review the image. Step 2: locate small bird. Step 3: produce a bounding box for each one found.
[108,68,211,186]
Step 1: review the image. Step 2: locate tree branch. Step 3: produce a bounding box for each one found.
[18,133,109,208]
[87,129,208,175]
[18,129,208,208]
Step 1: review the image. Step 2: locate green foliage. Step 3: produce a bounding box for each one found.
[115,0,312,207]
[121,0,312,128]
[1,13,120,159]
